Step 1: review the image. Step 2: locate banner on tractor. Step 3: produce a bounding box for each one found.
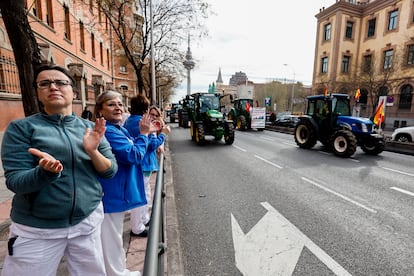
[251,107,266,128]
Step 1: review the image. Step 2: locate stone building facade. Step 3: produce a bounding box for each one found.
[314,0,414,129]
[0,0,141,131]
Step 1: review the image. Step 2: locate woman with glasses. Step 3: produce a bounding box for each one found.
[1,64,118,275]
[124,95,170,237]
[95,90,154,276]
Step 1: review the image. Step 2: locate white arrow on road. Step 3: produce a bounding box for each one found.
[231,202,352,276]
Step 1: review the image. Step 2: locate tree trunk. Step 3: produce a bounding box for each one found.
[0,0,42,116]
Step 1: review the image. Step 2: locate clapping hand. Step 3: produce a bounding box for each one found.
[83,118,106,154]
[28,148,63,173]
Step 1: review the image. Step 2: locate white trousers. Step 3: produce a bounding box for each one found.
[101,212,140,276]
[2,224,105,276]
[130,174,151,234]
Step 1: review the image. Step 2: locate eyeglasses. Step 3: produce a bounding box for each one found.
[37,79,72,89]
[150,113,160,117]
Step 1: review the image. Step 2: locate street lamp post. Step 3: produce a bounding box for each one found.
[283,64,296,113]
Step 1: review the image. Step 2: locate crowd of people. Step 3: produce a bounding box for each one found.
[0,64,170,276]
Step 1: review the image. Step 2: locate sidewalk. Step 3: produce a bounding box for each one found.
[0,131,182,275]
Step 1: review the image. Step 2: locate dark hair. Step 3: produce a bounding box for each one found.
[130,94,150,115]
[33,64,76,88]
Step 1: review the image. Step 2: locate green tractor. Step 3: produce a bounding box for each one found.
[227,98,264,131]
[178,96,193,128]
[294,93,385,157]
[188,92,235,145]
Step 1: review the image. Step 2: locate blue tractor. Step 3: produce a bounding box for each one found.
[294,94,385,157]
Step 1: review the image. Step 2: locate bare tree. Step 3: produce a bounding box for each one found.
[355,49,401,114]
[98,0,209,101]
[0,0,41,116]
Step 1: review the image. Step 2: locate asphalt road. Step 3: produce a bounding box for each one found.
[169,124,414,276]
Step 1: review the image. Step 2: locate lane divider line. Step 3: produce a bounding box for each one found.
[301,177,377,214]
[254,155,283,169]
[381,167,414,177]
[232,145,247,152]
[390,187,414,197]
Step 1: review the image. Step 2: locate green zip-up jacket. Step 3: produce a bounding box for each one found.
[1,112,117,228]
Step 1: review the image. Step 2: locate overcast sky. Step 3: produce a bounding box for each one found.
[173,0,335,102]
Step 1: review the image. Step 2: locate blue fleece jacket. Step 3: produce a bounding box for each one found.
[1,112,117,228]
[124,114,166,172]
[98,121,149,213]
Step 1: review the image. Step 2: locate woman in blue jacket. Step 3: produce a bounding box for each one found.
[95,90,153,276]
[124,97,170,235]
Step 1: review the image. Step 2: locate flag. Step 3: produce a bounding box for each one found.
[355,88,361,101]
[246,101,251,113]
[373,99,385,125]
[323,86,328,97]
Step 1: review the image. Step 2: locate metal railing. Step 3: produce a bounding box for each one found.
[142,153,166,276]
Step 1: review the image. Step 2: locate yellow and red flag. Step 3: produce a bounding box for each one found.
[355,88,361,101]
[373,99,385,125]
[323,86,328,97]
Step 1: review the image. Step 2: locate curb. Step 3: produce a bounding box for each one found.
[164,142,185,276]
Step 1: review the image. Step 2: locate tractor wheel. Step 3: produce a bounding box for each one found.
[227,111,235,126]
[190,121,196,141]
[237,115,247,131]
[294,120,317,149]
[361,139,384,155]
[329,130,357,158]
[195,124,205,145]
[182,117,189,128]
[224,122,235,145]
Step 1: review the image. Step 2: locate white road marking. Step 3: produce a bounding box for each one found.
[233,145,247,152]
[261,136,273,141]
[381,167,414,177]
[231,202,352,276]
[283,141,297,146]
[254,154,283,169]
[302,177,377,214]
[390,187,414,197]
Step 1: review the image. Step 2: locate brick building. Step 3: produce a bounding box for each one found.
[0,0,141,131]
[313,0,414,129]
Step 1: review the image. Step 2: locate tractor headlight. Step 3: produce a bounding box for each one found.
[361,124,368,132]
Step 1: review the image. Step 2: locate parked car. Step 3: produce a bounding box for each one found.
[391,126,414,143]
[273,115,300,128]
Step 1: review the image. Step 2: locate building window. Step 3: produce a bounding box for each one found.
[46,0,54,28]
[64,5,71,40]
[324,23,331,41]
[345,21,353,39]
[399,84,413,109]
[363,54,372,73]
[80,21,85,51]
[107,49,110,69]
[120,66,127,73]
[342,56,350,73]
[91,33,96,58]
[367,18,376,37]
[84,78,89,100]
[379,86,389,96]
[321,57,328,73]
[33,0,42,20]
[383,49,393,69]
[89,0,94,13]
[388,10,398,31]
[100,42,103,65]
[407,45,414,65]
